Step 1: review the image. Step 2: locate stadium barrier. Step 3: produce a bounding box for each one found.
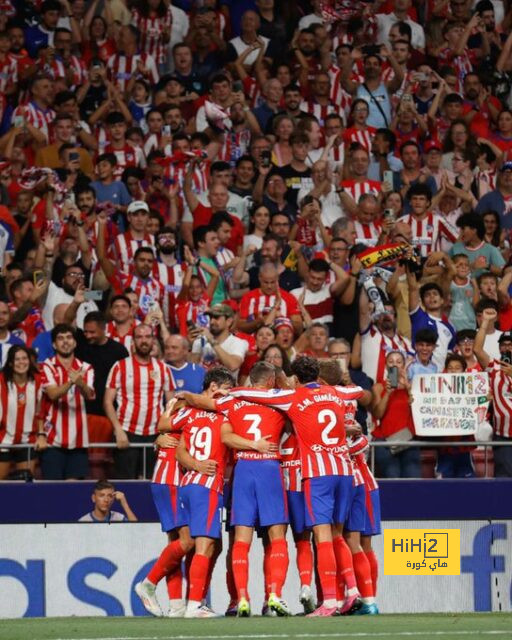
[2,439,511,478]
[0,520,511,617]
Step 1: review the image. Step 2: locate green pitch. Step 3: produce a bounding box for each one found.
[0,613,511,640]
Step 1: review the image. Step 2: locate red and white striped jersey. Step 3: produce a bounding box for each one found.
[438,47,474,94]
[399,212,458,258]
[109,270,165,320]
[131,7,173,65]
[0,375,42,445]
[12,102,56,141]
[239,288,300,322]
[341,179,382,204]
[327,65,354,118]
[0,54,18,93]
[175,293,211,336]
[152,446,181,485]
[151,411,183,485]
[291,283,334,324]
[41,357,94,449]
[361,324,414,384]
[349,434,379,492]
[175,407,228,493]
[354,220,382,246]
[328,142,345,169]
[105,320,140,353]
[343,126,377,152]
[486,359,512,438]
[106,356,173,436]
[230,384,363,479]
[215,394,285,461]
[107,52,159,92]
[279,429,302,491]
[102,143,146,181]
[153,260,185,330]
[242,75,261,108]
[166,161,209,197]
[299,99,345,126]
[43,56,86,88]
[113,231,155,273]
[218,129,252,166]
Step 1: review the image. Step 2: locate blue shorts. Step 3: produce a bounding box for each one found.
[179,484,223,539]
[362,488,382,536]
[345,483,366,532]
[287,490,308,534]
[230,459,288,528]
[150,483,183,533]
[303,475,352,527]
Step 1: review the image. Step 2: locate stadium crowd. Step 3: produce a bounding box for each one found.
[2,0,512,621]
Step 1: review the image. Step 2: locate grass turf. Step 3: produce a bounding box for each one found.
[0,613,511,640]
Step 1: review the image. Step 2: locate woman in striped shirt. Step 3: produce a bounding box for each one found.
[0,345,42,479]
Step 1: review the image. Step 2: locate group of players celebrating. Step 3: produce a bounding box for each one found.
[135,355,380,618]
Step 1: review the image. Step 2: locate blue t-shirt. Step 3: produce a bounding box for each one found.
[32,331,55,363]
[407,359,438,380]
[90,181,132,207]
[449,241,506,278]
[410,306,456,371]
[168,362,206,393]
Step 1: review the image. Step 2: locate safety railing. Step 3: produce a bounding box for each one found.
[2,440,511,480]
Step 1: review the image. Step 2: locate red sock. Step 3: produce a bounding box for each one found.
[201,555,216,601]
[232,540,250,600]
[263,544,272,600]
[295,540,313,587]
[188,554,210,603]
[147,540,187,585]
[333,536,357,594]
[269,538,289,597]
[166,566,183,600]
[365,550,379,595]
[352,551,374,598]
[315,541,337,603]
[226,554,237,605]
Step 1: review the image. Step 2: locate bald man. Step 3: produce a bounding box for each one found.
[238,263,303,334]
[164,334,206,393]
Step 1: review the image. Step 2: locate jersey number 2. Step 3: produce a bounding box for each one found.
[319,409,338,445]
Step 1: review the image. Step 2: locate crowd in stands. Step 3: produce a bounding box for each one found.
[1,0,512,482]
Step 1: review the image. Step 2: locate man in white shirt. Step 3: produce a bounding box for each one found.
[43,264,99,330]
[376,0,426,51]
[190,304,248,380]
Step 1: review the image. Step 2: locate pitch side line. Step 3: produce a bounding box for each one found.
[53,630,511,640]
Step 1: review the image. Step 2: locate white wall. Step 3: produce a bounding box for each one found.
[0,520,510,617]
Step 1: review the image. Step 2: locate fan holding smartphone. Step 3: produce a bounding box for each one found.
[369,351,419,478]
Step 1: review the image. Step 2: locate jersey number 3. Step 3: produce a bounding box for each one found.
[243,414,262,440]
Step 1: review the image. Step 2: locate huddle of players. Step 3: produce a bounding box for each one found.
[135,355,381,618]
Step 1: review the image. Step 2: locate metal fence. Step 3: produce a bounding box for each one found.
[2,440,512,479]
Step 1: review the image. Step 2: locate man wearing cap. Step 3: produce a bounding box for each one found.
[238,263,302,335]
[474,307,512,477]
[113,201,156,273]
[476,162,512,228]
[97,220,164,322]
[190,304,248,380]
